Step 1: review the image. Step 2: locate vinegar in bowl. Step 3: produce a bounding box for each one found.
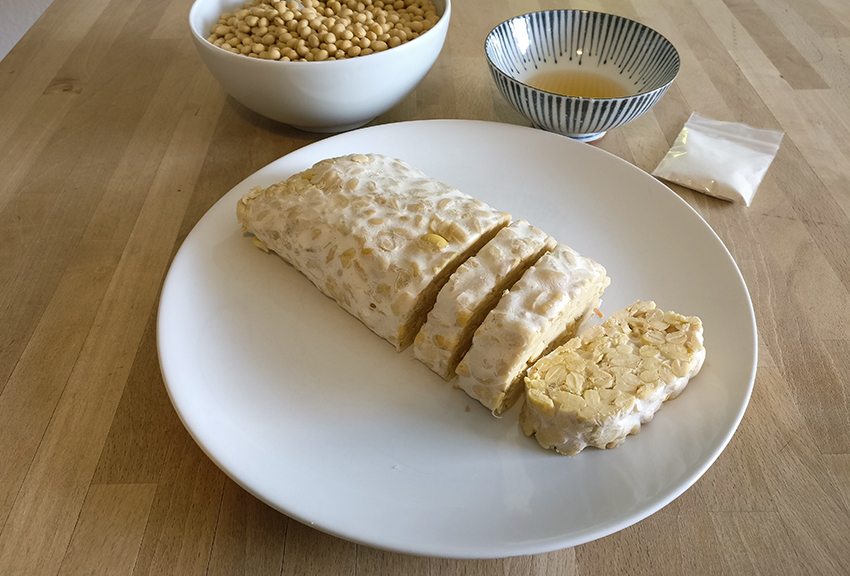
[526,70,633,99]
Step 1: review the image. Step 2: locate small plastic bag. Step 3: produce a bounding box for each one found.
[652,113,784,206]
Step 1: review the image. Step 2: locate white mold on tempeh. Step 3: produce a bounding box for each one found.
[237,153,510,350]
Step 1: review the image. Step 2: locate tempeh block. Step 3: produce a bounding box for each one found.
[455,243,610,415]
[521,301,705,455]
[237,153,511,350]
[413,219,556,379]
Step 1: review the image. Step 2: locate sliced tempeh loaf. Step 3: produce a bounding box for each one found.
[413,220,556,380]
[455,244,610,415]
[520,301,705,455]
[236,153,511,350]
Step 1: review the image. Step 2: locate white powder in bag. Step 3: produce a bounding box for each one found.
[652,113,783,206]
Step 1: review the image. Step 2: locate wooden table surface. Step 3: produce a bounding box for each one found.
[2,0,850,573]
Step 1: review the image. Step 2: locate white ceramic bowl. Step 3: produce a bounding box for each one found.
[486,10,679,142]
[189,0,451,133]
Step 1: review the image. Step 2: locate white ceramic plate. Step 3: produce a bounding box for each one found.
[158,120,756,558]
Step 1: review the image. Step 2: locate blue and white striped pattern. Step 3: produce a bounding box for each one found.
[485,10,680,140]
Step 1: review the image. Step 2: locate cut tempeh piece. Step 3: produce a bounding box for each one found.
[413,219,556,380]
[455,244,610,415]
[236,154,511,350]
[520,301,706,455]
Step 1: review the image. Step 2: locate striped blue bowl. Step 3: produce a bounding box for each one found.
[486,10,680,142]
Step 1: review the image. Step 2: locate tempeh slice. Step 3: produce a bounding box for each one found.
[413,220,556,380]
[455,244,610,415]
[520,301,705,455]
[236,153,511,350]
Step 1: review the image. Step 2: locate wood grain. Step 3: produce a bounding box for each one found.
[1,0,849,573]
[57,483,157,576]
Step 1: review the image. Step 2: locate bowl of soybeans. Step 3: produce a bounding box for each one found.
[190,0,450,132]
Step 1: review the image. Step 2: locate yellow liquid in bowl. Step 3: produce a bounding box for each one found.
[526,70,632,98]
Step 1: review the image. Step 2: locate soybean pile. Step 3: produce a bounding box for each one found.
[207,0,440,61]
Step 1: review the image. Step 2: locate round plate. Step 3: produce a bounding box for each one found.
[157,120,756,558]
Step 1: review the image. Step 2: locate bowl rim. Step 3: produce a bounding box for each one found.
[484,9,680,101]
[189,0,451,66]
